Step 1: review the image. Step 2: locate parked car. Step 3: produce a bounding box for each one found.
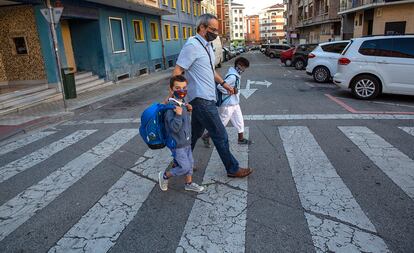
[212,37,223,68]
[265,44,292,58]
[292,43,319,70]
[333,35,414,99]
[260,44,269,53]
[280,47,296,67]
[306,40,350,83]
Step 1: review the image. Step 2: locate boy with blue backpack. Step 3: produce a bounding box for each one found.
[158,75,204,192]
[202,57,252,147]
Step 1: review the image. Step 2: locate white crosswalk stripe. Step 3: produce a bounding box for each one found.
[399,126,414,137]
[0,131,56,156]
[48,148,172,253]
[0,129,136,242]
[62,118,140,125]
[0,130,96,183]
[279,126,389,252]
[177,128,249,253]
[339,126,414,200]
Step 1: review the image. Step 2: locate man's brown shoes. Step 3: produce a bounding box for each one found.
[227,168,253,178]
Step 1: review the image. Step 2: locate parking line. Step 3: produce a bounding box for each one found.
[325,94,414,115]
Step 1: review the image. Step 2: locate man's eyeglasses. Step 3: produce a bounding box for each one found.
[207,25,219,34]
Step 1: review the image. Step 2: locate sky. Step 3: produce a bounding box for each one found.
[234,0,283,15]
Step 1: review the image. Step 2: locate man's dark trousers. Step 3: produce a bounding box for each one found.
[190,98,239,174]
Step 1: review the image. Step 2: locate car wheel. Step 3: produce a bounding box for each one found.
[269,53,275,58]
[294,59,305,70]
[313,66,330,83]
[285,59,292,67]
[351,75,381,100]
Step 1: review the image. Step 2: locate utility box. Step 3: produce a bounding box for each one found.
[61,68,77,99]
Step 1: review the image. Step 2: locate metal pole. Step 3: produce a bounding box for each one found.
[46,0,67,111]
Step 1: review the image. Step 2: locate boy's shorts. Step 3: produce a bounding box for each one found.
[170,145,194,177]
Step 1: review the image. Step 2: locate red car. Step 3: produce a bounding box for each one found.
[280,47,296,67]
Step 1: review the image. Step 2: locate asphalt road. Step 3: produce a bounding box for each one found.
[0,51,413,253]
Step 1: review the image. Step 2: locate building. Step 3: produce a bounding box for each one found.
[259,4,286,44]
[0,0,172,98]
[230,2,245,45]
[160,0,202,69]
[245,15,261,45]
[201,0,217,15]
[216,0,231,44]
[285,0,341,44]
[339,0,414,39]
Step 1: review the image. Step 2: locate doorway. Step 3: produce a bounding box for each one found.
[61,20,77,72]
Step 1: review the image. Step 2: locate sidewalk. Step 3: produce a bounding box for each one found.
[0,70,171,142]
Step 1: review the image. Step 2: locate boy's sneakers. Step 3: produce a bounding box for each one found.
[158,172,168,191]
[201,135,211,148]
[185,182,205,192]
[238,138,253,145]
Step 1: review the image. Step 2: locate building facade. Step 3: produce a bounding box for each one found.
[245,15,261,45]
[216,0,231,45]
[259,4,286,44]
[230,2,245,45]
[339,0,414,39]
[285,0,341,44]
[160,0,202,69]
[201,0,216,15]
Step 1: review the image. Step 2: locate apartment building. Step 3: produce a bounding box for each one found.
[259,4,286,44]
[246,15,261,45]
[216,0,231,44]
[285,0,341,44]
[230,2,245,44]
[339,0,414,39]
[201,0,217,15]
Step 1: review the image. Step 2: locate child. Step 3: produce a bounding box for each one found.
[158,75,204,192]
[202,57,252,146]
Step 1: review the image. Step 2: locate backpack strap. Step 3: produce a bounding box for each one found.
[194,37,216,79]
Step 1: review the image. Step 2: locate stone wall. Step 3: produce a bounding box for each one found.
[0,5,46,83]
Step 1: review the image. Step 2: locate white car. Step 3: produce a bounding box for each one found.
[333,35,414,99]
[306,40,350,83]
[212,37,223,68]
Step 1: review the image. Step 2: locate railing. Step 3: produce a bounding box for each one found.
[339,0,386,12]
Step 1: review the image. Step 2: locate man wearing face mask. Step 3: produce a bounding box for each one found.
[173,14,253,178]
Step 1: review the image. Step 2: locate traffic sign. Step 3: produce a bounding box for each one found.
[40,7,64,24]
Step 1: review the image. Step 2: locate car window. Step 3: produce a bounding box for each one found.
[359,39,393,57]
[321,42,349,53]
[275,45,282,50]
[392,38,414,58]
[269,45,276,49]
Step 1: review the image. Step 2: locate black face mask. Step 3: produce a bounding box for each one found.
[206,31,218,42]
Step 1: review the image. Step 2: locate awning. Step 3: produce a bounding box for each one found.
[86,0,173,15]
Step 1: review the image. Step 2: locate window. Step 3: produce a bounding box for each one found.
[182,26,187,39]
[109,17,126,53]
[239,10,242,13]
[173,25,179,39]
[359,39,393,57]
[393,38,414,58]
[164,24,171,40]
[162,0,168,5]
[133,20,144,42]
[187,0,191,13]
[235,25,238,29]
[321,42,349,54]
[181,0,185,11]
[193,1,197,16]
[384,21,406,35]
[150,22,159,40]
[172,0,176,8]
[12,37,28,55]
[188,27,192,37]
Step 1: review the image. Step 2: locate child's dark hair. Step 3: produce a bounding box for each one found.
[170,75,188,89]
[234,57,250,68]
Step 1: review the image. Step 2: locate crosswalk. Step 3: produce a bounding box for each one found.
[0,125,413,252]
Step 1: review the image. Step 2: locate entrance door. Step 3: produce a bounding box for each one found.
[61,20,77,72]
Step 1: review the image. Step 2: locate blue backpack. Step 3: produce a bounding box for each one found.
[216,74,240,107]
[139,103,175,149]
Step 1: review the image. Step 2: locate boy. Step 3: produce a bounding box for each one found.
[202,57,252,147]
[158,75,204,192]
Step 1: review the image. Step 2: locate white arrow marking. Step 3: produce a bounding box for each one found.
[251,80,272,87]
[239,88,258,99]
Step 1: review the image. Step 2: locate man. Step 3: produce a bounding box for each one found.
[172,14,253,178]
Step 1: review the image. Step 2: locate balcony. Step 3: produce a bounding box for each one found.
[339,0,414,14]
